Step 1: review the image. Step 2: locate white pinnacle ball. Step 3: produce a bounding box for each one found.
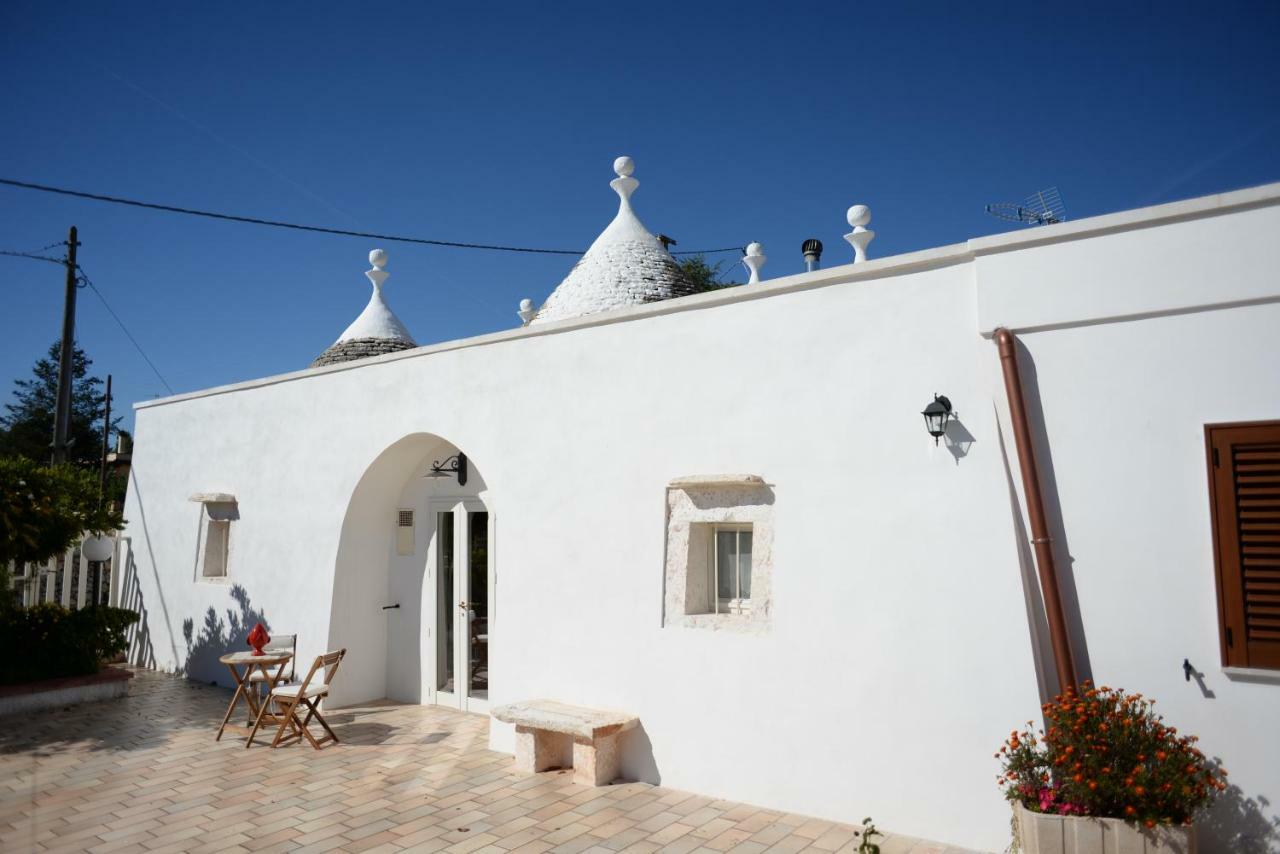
[519,298,533,311]
[846,205,871,228]
[369,248,389,268]
[613,156,635,178]
[746,242,764,256]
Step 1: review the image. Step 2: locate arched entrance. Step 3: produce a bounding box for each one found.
[327,433,494,711]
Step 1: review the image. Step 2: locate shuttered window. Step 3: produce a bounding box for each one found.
[1206,421,1280,669]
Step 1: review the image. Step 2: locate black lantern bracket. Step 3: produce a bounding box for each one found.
[921,394,957,445]
[425,452,468,486]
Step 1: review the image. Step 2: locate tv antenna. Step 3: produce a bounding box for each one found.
[986,187,1066,226]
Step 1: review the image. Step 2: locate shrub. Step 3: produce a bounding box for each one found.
[0,456,123,569]
[0,603,139,685]
[997,682,1227,828]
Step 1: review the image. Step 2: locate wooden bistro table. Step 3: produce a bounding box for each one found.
[216,650,293,743]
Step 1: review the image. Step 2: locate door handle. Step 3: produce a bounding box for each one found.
[458,600,468,609]
[382,603,400,610]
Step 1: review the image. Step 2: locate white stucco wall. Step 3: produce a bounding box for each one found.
[118,183,1280,851]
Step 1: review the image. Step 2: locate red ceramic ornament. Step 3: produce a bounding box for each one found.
[247,623,270,656]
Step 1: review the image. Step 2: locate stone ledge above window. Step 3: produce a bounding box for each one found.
[668,474,766,489]
[663,475,774,635]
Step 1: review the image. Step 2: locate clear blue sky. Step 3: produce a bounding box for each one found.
[2,2,1277,432]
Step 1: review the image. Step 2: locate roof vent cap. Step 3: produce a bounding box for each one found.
[802,238,823,272]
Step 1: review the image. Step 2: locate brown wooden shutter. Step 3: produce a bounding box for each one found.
[1206,421,1280,669]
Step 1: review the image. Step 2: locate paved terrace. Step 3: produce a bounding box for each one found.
[0,670,980,854]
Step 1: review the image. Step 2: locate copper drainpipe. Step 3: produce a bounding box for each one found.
[994,327,1079,695]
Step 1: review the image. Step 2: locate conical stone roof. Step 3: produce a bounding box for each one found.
[531,157,700,325]
[312,249,417,367]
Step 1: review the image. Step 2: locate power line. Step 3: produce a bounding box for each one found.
[76,267,175,395]
[0,249,63,265]
[0,246,175,394]
[0,177,745,256]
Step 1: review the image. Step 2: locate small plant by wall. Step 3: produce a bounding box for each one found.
[0,603,138,685]
[853,816,882,853]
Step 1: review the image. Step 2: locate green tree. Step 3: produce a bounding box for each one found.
[0,341,118,466]
[0,457,123,605]
[679,255,742,291]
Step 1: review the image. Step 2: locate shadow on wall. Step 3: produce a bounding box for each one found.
[1009,338,1094,686]
[182,584,270,687]
[115,538,157,671]
[943,418,976,464]
[621,722,661,785]
[124,469,181,670]
[995,412,1057,704]
[1198,759,1280,853]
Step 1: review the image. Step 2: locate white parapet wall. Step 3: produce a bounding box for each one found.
[119,183,1280,851]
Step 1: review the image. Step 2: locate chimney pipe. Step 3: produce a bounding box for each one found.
[802,239,823,272]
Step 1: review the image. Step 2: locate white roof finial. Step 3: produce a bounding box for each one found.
[742,242,766,284]
[611,155,639,208]
[843,205,874,263]
[529,154,700,324]
[310,247,415,365]
[367,248,390,291]
[334,247,412,342]
[517,298,536,326]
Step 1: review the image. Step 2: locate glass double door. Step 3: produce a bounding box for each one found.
[432,500,491,713]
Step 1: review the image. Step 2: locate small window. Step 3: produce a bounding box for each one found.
[202,519,230,578]
[191,496,237,582]
[1206,421,1280,670]
[712,525,753,614]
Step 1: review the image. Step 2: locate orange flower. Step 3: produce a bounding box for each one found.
[1124,806,1136,816]
[1144,819,1156,829]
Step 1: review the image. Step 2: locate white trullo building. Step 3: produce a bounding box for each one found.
[116,158,1280,851]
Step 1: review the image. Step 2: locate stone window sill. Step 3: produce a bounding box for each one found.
[677,611,766,634]
[1222,666,1280,685]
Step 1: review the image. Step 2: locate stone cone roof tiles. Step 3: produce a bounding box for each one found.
[312,249,417,367]
[531,157,701,324]
[311,337,416,367]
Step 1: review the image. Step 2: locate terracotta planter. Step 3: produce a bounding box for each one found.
[1015,802,1196,854]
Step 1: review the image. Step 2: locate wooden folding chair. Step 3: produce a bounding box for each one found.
[246,648,345,749]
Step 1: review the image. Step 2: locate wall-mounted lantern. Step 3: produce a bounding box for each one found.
[921,395,956,445]
[425,453,468,486]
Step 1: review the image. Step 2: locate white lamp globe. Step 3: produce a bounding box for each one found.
[82,533,115,562]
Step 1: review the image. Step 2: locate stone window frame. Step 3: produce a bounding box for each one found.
[663,475,774,633]
[189,493,238,584]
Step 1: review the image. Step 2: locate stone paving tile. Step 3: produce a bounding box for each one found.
[0,669,982,853]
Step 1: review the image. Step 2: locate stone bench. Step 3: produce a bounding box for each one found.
[491,700,638,786]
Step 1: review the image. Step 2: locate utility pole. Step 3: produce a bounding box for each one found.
[51,225,81,465]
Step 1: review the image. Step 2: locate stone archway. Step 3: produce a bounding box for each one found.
[325,433,491,708]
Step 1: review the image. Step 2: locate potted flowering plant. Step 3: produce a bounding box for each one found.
[997,682,1227,853]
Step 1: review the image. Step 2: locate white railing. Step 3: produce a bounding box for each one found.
[5,534,120,610]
